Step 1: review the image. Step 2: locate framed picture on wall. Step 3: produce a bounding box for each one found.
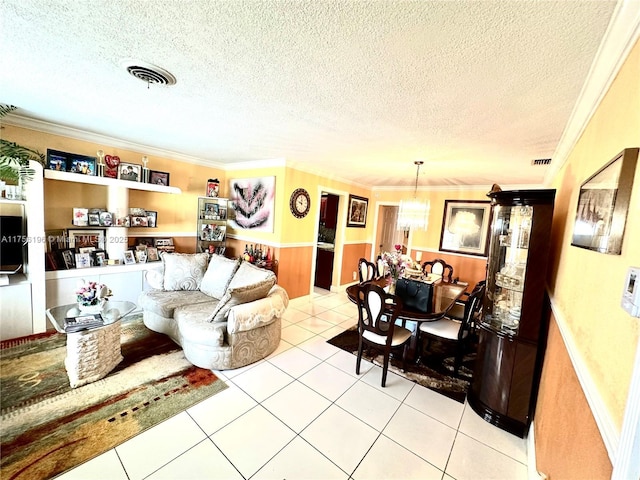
[346,194,368,228]
[439,200,492,256]
[571,148,638,255]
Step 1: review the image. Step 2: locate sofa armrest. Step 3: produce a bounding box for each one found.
[227,285,289,334]
[145,268,164,290]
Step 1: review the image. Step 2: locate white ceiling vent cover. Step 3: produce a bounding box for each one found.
[123,60,176,86]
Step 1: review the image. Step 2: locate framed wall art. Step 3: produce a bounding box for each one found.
[571,147,638,255]
[439,200,492,256]
[229,176,275,232]
[347,194,368,228]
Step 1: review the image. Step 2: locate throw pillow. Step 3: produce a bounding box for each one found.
[209,261,276,322]
[161,252,209,291]
[200,254,241,299]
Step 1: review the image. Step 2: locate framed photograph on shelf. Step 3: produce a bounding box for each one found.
[118,162,142,182]
[67,229,106,250]
[75,252,92,269]
[439,200,492,256]
[130,215,148,227]
[135,250,147,263]
[69,156,96,176]
[149,170,170,186]
[72,208,89,226]
[88,213,101,226]
[146,210,157,227]
[61,249,76,269]
[346,194,368,228]
[93,250,107,267]
[571,148,638,255]
[45,229,67,252]
[123,250,136,265]
[146,247,160,262]
[46,149,68,171]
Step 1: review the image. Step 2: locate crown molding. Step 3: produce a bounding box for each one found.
[545,0,640,185]
[2,114,223,168]
[372,183,544,193]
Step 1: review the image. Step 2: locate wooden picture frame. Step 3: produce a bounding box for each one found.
[571,148,638,255]
[67,229,106,251]
[146,246,160,262]
[117,162,142,182]
[149,170,170,186]
[439,200,492,256]
[347,194,368,228]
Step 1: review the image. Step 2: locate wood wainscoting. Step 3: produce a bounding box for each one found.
[340,243,372,285]
[534,313,612,479]
[416,251,487,288]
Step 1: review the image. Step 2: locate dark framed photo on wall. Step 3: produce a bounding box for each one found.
[439,200,492,256]
[149,170,170,186]
[571,147,638,255]
[347,194,368,228]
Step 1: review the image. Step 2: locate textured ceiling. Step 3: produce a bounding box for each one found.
[0,0,618,187]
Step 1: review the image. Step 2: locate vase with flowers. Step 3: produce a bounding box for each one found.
[380,244,413,294]
[76,280,112,314]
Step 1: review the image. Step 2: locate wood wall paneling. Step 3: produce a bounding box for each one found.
[534,315,612,479]
[340,243,371,285]
[418,251,487,288]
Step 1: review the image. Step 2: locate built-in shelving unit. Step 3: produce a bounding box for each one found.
[44,169,182,194]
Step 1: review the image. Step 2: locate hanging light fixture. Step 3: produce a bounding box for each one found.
[397,160,430,231]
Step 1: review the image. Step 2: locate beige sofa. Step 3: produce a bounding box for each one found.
[138,253,288,370]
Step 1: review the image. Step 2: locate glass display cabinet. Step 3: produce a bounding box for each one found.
[197,197,228,256]
[468,189,555,437]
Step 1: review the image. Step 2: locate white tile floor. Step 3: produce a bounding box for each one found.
[58,287,528,480]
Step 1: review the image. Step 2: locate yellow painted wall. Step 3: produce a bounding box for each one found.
[546,39,640,430]
[373,188,491,250]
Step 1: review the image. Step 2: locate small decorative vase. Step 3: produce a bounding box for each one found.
[388,279,397,295]
[78,299,107,315]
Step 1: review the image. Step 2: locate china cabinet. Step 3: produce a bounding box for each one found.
[468,189,555,437]
[196,197,228,255]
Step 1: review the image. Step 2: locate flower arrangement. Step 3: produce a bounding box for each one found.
[76,280,112,306]
[380,244,415,284]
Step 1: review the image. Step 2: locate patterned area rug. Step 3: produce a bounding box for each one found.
[327,328,476,403]
[0,314,227,480]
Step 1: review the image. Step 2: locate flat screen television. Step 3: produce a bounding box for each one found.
[0,214,26,274]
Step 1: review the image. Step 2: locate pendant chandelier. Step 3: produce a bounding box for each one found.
[397,160,430,231]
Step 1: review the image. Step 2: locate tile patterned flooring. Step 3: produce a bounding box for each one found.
[58,287,528,480]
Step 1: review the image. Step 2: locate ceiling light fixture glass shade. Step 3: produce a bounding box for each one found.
[397,161,430,231]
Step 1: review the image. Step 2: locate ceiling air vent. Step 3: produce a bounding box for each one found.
[531,158,552,166]
[123,61,176,86]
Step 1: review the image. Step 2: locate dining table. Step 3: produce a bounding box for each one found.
[346,276,467,362]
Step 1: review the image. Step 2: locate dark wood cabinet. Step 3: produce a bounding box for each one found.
[320,194,339,229]
[468,189,555,437]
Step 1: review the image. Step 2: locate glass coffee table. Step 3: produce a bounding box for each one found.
[46,301,137,388]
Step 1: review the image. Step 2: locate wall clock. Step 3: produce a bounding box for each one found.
[290,188,311,218]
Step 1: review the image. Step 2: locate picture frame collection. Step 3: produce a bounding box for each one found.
[46,148,171,186]
[72,207,158,229]
[44,232,171,271]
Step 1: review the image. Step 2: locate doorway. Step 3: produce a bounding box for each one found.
[375,205,407,257]
[314,192,339,290]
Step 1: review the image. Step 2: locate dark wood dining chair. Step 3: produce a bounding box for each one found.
[417,284,485,375]
[375,255,385,279]
[422,258,455,282]
[355,283,412,387]
[358,258,377,283]
[448,280,486,322]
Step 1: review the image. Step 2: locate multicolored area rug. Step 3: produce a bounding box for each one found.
[0,314,227,480]
[327,328,475,403]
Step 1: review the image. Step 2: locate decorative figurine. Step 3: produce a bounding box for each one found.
[142,155,150,183]
[96,150,105,177]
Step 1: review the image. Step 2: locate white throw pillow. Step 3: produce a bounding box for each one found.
[200,255,240,299]
[161,252,209,291]
[209,261,276,322]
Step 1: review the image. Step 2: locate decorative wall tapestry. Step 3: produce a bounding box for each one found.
[229,176,276,232]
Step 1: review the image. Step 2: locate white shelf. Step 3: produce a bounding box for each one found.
[44,169,182,194]
[45,261,162,280]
